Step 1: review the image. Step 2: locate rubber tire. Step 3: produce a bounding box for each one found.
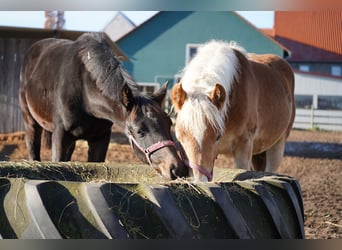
[0,171,304,239]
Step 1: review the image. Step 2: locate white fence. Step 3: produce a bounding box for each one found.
[294,108,342,131]
[293,71,342,131]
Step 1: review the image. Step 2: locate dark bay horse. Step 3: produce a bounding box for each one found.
[171,40,295,181]
[19,32,187,180]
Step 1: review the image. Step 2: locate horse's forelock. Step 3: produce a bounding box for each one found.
[127,95,167,130]
[181,40,242,116]
[135,95,163,115]
[178,95,226,147]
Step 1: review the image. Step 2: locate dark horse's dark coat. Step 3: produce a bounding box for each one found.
[19,33,187,179]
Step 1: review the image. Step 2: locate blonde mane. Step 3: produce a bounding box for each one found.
[178,40,245,145]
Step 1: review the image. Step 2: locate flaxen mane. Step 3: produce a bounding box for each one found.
[178,40,246,144]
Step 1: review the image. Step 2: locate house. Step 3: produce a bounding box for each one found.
[0,26,127,133]
[264,11,342,77]
[115,11,289,92]
[262,11,342,131]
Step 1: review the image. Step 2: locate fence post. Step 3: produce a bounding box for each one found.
[310,105,315,130]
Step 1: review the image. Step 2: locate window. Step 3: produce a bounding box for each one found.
[318,95,342,110]
[299,65,310,72]
[185,44,200,65]
[331,66,341,77]
[295,95,313,109]
[137,82,160,95]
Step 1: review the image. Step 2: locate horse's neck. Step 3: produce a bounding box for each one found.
[82,81,127,126]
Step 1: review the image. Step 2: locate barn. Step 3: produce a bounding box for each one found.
[0,26,127,133]
[114,11,342,131]
[264,11,342,131]
[115,11,289,91]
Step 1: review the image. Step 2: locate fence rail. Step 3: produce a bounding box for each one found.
[294,108,342,131]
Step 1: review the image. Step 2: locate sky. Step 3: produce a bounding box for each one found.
[0,11,274,31]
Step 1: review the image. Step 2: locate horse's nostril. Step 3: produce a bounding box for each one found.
[170,164,178,180]
[170,163,188,179]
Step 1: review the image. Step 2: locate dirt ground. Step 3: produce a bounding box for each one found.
[0,129,341,239]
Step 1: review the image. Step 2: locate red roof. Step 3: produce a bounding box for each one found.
[260,28,274,38]
[272,11,342,62]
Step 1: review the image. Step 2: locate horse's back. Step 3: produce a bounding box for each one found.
[248,53,294,95]
[20,38,72,88]
[19,38,76,132]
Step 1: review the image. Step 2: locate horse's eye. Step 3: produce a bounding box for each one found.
[216,134,221,141]
[137,129,145,137]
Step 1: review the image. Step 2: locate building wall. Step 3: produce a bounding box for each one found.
[0,37,38,133]
[295,72,342,99]
[117,11,285,86]
[291,62,342,77]
[294,72,342,131]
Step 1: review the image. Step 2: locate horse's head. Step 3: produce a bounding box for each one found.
[120,81,188,180]
[171,82,227,181]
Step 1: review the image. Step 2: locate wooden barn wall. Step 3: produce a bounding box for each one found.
[0,37,38,133]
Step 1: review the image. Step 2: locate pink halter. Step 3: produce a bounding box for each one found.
[184,160,213,181]
[129,135,178,165]
[129,135,213,181]
[175,141,213,181]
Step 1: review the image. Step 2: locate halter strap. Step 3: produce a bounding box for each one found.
[128,135,178,165]
[184,160,213,181]
[129,135,213,181]
[175,141,213,181]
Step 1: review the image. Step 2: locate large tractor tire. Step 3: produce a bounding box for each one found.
[0,162,304,239]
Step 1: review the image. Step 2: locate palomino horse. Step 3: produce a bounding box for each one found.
[171,40,295,181]
[19,32,187,180]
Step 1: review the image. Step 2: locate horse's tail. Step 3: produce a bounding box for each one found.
[42,129,52,150]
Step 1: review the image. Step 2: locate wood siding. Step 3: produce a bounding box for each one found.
[0,37,38,133]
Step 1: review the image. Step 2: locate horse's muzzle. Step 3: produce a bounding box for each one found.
[170,162,188,180]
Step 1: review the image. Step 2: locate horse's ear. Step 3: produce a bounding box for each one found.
[209,83,226,110]
[171,82,186,112]
[151,81,168,106]
[120,83,134,111]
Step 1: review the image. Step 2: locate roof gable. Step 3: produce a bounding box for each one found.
[117,11,287,56]
[116,11,288,83]
[103,12,136,41]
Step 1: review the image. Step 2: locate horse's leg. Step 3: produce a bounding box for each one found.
[65,142,76,161]
[233,137,254,170]
[265,135,287,172]
[87,131,111,162]
[24,122,42,161]
[21,112,42,161]
[20,97,42,160]
[51,125,75,162]
[252,152,267,171]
